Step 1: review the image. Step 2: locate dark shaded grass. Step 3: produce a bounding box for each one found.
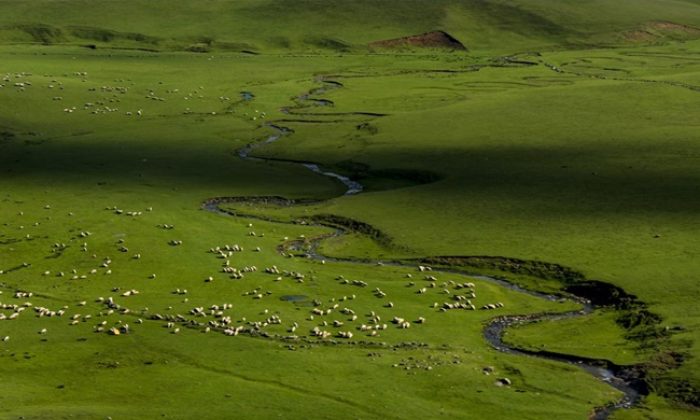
[1,139,699,215]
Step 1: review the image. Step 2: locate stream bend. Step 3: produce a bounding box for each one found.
[207,78,647,418]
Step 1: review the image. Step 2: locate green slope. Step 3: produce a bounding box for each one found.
[0,0,699,52]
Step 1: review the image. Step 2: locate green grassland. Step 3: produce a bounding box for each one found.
[503,311,642,366]
[1,1,700,419]
[1,0,700,53]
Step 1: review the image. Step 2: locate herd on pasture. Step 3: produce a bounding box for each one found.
[1,71,266,121]
[1,72,510,382]
[0,205,506,349]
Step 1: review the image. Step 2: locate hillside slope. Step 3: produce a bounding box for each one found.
[0,0,699,53]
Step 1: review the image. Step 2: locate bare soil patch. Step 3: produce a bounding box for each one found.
[369,31,466,50]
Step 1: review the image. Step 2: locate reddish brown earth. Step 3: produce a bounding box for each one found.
[622,21,700,43]
[369,30,467,50]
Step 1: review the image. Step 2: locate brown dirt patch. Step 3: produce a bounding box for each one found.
[622,30,658,43]
[622,21,700,43]
[647,21,700,33]
[369,31,466,50]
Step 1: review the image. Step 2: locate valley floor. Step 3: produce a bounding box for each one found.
[1,39,699,418]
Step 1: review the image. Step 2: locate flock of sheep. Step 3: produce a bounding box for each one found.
[1,62,512,376]
[2,70,265,122]
[0,203,507,356]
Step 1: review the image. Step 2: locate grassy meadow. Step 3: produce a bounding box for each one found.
[1,1,700,419]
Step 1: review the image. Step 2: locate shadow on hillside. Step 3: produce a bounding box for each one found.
[1,137,698,215]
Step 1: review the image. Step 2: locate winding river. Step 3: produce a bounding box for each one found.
[204,78,646,418]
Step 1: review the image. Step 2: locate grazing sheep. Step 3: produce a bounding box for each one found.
[497,378,512,386]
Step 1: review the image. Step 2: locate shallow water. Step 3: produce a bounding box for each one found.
[222,79,642,419]
[301,163,363,195]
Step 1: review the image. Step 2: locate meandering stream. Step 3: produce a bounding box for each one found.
[206,78,645,418]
